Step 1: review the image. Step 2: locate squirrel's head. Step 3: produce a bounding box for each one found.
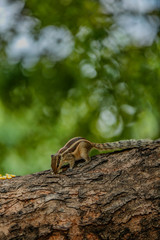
[51,154,61,174]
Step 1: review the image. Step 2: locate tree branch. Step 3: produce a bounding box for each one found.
[0,143,160,240]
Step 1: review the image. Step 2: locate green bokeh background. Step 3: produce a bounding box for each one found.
[0,0,160,175]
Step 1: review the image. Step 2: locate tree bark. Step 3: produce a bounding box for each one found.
[0,143,160,240]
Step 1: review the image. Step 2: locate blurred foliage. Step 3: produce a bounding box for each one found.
[0,0,160,175]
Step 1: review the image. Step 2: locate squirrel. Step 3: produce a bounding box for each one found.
[51,137,160,174]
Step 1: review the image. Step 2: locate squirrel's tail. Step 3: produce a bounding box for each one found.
[93,139,160,151]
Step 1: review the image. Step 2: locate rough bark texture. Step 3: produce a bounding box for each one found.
[0,143,160,240]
